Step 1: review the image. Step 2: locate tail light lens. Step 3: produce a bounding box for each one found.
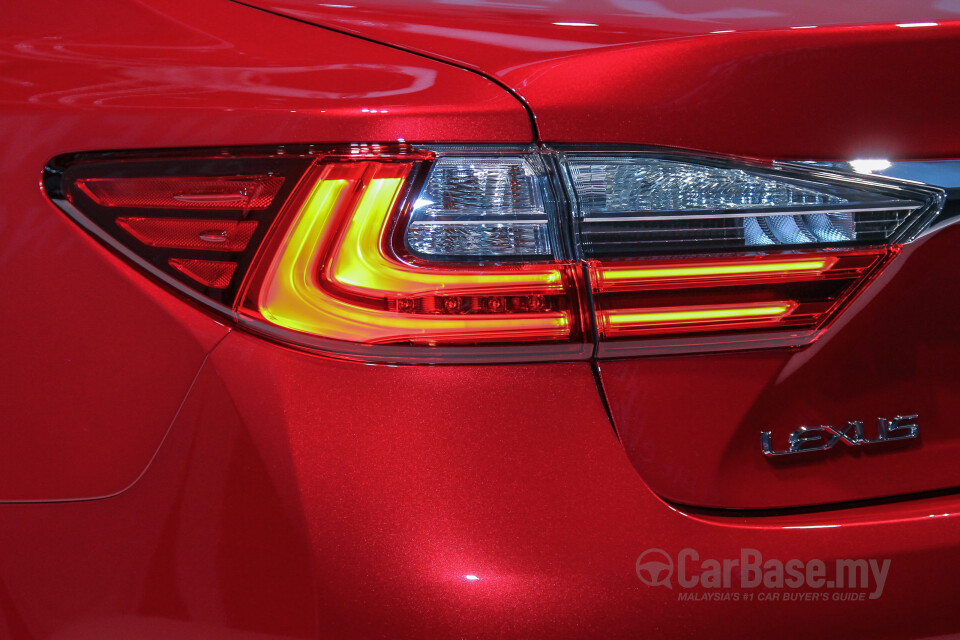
[45,151,312,307]
[248,157,584,355]
[558,150,939,355]
[44,145,943,362]
[404,154,558,259]
[587,249,892,356]
[565,155,926,255]
[74,175,285,209]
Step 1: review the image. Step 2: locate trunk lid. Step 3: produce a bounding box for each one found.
[242,0,960,158]
[243,0,960,509]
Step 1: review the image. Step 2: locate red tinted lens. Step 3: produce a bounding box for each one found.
[47,145,936,363]
[168,259,238,289]
[590,249,891,354]
[74,176,284,209]
[115,218,258,251]
[50,150,313,305]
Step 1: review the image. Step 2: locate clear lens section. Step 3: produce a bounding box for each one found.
[742,212,856,245]
[404,155,553,259]
[566,156,925,256]
[570,159,849,212]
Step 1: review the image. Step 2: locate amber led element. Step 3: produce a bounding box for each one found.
[591,249,892,350]
[47,145,942,362]
[598,258,833,287]
[606,302,795,327]
[256,161,579,347]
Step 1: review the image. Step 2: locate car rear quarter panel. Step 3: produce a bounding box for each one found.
[601,222,960,510]
[0,0,531,501]
[0,330,958,638]
[3,1,960,638]
[245,1,960,160]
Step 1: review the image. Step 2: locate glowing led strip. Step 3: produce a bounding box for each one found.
[259,170,570,344]
[600,259,830,282]
[606,303,794,325]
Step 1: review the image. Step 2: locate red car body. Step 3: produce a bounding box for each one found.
[3,0,960,637]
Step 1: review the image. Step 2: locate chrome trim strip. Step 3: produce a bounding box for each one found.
[584,205,919,224]
[810,160,960,189]
[409,219,547,225]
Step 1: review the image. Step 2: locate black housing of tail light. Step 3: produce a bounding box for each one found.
[43,144,945,363]
[44,148,314,308]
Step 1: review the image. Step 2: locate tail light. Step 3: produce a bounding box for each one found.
[44,151,312,310]
[559,151,939,355]
[246,154,585,359]
[44,145,943,363]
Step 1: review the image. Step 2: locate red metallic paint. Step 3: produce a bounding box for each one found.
[1,0,530,148]
[599,224,960,510]
[0,0,529,501]
[519,24,960,159]
[2,0,960,636]
[1,330,959,638]
[250,0,960,159]
[242,0,960,73]
[0,194,229,501]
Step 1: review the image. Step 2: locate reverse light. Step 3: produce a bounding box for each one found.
[564,154,930,256]
[44,145,944,362]
[404,155,556,259]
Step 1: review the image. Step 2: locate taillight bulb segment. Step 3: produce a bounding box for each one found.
[45,145,943,362]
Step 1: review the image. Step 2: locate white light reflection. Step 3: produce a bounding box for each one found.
[849,158,892,174]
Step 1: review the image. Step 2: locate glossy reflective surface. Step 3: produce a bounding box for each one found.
[252,0,960,159]
[245,0,960,74]
[2,0,531,146]
[4,0,960,635]
[3,331,960,637]
[0,0,529,500]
